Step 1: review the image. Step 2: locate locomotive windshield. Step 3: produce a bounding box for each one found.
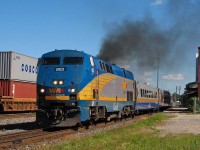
[63,57,83,65]
[42,57,60,65]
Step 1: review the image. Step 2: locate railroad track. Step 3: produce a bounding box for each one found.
[0,114,150,149]
[0,128,77,149]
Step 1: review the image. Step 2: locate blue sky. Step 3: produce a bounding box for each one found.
[0,0,199,94]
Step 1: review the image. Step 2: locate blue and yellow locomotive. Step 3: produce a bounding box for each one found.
[36,50,137,127]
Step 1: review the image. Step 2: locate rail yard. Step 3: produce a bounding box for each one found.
[0,47,199,150]
[0,48,200,149]
[0,113,151,149]
[2,0,200,149]
[1,111,200,149]
[0,50,171,149]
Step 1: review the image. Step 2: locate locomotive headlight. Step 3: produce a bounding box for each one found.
[40,88,45,93]
[53,80,64,85]
[71,88,75,92]
[69,88,76,93]
[53,80,58,85]
[58,80,64,85]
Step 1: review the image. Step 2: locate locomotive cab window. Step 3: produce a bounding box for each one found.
[63,57,83,65]
[42,57,60,65]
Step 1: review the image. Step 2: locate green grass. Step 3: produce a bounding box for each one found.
[41,113,200,150]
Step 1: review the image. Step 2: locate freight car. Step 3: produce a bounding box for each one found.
[0,51,38,112]
[36,49,170,127]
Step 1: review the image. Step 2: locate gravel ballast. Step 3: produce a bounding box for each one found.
[0,113,36,135]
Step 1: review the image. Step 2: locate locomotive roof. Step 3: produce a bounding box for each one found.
[42,49,85,56]
[42,49,133,77]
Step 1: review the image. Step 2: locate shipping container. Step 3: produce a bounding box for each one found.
[0,80,37,111]
[0,51,38,111]
[0,80,36,98]
[0,51,38,82]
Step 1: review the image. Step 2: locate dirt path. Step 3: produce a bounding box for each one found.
[156,113,200,136]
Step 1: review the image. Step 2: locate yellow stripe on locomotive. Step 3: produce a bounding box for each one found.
[78,73,134,102]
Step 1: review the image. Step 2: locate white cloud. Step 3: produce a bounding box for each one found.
[162,73,185,80]
[143,71,153,77]
[121,64,130,70]
[138,71,153,82]
[152,0,163,6]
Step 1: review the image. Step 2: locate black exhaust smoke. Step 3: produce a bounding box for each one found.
[97,0,200,80]
[97,17,172,71]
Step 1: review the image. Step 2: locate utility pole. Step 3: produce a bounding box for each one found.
[175,86,178,101]
[155,57,160,88]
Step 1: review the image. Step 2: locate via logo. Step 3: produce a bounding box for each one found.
[49,88,61,93]
[48,88,65,93]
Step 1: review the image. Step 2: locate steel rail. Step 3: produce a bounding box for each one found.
[0,114,150,149]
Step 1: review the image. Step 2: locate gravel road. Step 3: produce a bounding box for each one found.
[156,113,200,136]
